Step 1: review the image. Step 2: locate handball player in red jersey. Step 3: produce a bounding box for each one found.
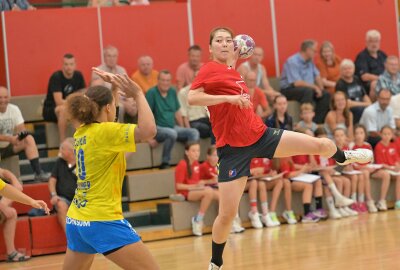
[188,27,373,270]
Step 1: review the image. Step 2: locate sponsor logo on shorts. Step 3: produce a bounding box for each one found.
[228,169,237,178]
[273,129,281,136]
[66,217,91,227]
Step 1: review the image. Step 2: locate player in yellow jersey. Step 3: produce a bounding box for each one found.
[62,69,159,270]
[0,178,49,212]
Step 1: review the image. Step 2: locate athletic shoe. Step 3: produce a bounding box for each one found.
[169,194,185,202]
[231,217,245,233]
[34,171,50,182]
[248,211,263,229]
[358,202,368,213]
[261,213,279,227]
[350,203,361,213]
[334,195,354,207]
[209,262,222,270]
[282,210,297,225]
[329,208,342,219]
[376,200,388,211]
[191,217,203,236]
[338,207,350,218]
[301,212,320,223]
[366,200,378,213]
[313,208,328,219]
[395,200,400,210]
[343,206,358,216]
[269,212,281,226]
[336,149,373,166]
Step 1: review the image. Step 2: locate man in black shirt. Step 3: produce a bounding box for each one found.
[42,54,86,143]
[48,138,77,232]
[355,30,387,95]
[336,59,372,124]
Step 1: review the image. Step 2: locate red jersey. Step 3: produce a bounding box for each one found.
[191,61,266,147]
[251,87,269,113]
[175,160,200,197]
[394,137,400,153]
[278,158,295,177]
[351,142,373,167]
[199,161,217,180]
[374,142,400,166]
[250,158,272,173]
[314,155,336,166]
[292,155,310,165]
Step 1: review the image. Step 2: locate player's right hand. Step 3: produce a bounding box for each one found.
[31,200,50,215]
[227,95,252,109]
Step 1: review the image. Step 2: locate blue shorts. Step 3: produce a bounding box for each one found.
[66,217,141,254]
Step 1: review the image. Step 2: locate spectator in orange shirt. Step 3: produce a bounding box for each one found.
[315,41,341,95]
[131,55,159,94]
[245,71,271,120]
[176,45,203,90]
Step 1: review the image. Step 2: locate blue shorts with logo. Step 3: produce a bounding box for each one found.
[217,127,283,182]
[66,217,141,254]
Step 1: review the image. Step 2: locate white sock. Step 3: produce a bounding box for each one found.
[328,183,342,198]
[358,194,365,202]
[261,202,269,216]
[326,196,336,212]
[351,193,357,201]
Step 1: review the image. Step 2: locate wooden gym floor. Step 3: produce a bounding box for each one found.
[0,211,399,270]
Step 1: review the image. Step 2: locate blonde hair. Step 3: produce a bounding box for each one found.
[366,29,381,40]
[340,59,355,70]
[300,103,314,113]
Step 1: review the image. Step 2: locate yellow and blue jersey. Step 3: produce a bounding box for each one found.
[67,122,136,221]
[0,179,5,191]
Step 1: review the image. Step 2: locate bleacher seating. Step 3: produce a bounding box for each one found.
[0,217,31,261]
[13,183,51,215]
[0,155,20,179]
[126,143,153,170]
[10,95,45,123]
[30,215,66,255]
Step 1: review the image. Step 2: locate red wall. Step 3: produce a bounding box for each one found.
[4,8,101,96]
[100,3,190,78]
[275,0,399,69]
[1,0,399,96]
[191,0,276,76]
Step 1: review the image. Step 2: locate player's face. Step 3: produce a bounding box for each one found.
[0,88,9,112]
[63,58,76,77]
[385,58,399,75]
[139,57,153,75]
[104,50,118,68]
[186,144,200,161]
[354,127,366,144]
[207,150,218,166]
[250,47,263,64]
[188,50,202,69]
[341,65,354,79]
[209,31,234,63]
[157,73,172,92]
[366,37,380,53]
[381,127,393,143]
[333,93,347,111]
[274,96,287,114]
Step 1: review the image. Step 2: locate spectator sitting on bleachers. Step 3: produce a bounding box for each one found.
[0,0,35,11]
[88,0,119,7]
[48,138,77,232]
[295,103,318,134]
[280,39,330,124]
[360,88,395,148]
[43,53,86,142]
[245,71,271,120]
[237,47,279,101]
[265,95,293,130]
[324,91,354,141]
[178,82,213,141]
[0,168,30,261]
[390,93,400,132]
[355,29,387,96]
[146,70,200,169]
[315,41,341,95]
[336,59,371,125]
[0,87,49,182]
[175,142,219,236]
[91,46,136,123]
[374,56,400,100]
[176,45,203,90]
[131,55,159,94]
[129,0,149,5]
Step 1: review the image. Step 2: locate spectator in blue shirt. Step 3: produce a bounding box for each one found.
[0,0,35,11]
[280,40,330,123]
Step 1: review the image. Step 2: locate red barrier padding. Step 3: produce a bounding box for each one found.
[13,183,52,215]
[30,215,66,256]
[0,217,32,261]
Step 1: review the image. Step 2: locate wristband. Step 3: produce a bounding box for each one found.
[50,192,57,197]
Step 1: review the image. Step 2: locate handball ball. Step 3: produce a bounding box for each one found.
[233,34,255,59]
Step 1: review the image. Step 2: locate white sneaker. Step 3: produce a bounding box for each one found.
[209,262,222,270]
[366,200,378,213]
[338,207,350,218]
[329,208,342,219]
[191,217,203,236]
[343,206,358,216]
[335,195,354,207]
[261,213,279,227]
[282,210,297,225]
[248,211,263,229]
[376,200,387,211]
[231,216,245,233]
[337,149,373,165]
